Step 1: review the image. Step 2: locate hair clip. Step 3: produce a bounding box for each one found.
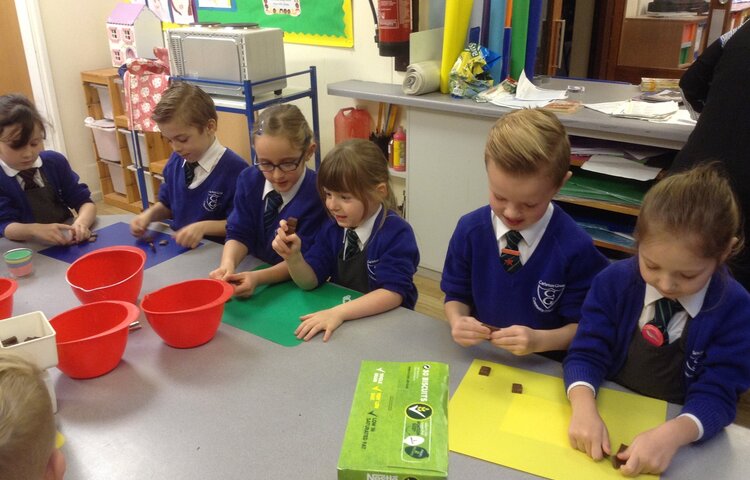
[254,119,265,136]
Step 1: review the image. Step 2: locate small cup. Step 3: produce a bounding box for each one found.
[4,248,34,278]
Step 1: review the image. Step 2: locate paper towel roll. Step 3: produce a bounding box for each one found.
[402,60,441,96]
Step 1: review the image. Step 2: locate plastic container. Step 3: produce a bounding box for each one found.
[93,84,114,120]
[334,107,372,144]
[84,117,119,162]
[141,279,234,349]
[127,166,156,203]
[50,301,140,379]
[392,126,406,172]
[4,247,33,278]
[103,160,126,195]
[66,246,147,305]
[0,278,18,319]
[0,311,58,370]
[119,129,150,167]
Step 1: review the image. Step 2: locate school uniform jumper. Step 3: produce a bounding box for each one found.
[303,209,420,309]
[441,204,609,329]
[225,167,327,265]
[158,149,248,232]
[563,258,750,441]
[0,150,92,237]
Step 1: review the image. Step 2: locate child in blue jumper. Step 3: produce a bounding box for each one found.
[0,94,96,245]
[210,104,327,283]
[441,108,608,355]
[565,164,750,476]
[129,82,248,248]
[231,139,419,341]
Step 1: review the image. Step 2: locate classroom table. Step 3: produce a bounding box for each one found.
[2,216,749,479]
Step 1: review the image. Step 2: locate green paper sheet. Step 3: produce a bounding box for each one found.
[222,281,363,346]
[510,0,530,80]
[558,170,651,206]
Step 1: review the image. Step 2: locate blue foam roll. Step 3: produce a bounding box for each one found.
[487,0,506,81]
[500,27,512,81]
[525,0,544,78]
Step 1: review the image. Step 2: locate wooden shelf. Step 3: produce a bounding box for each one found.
[555,196,640,216]
[148,159,167,176]
[593,238,636,254]
[102,192,143,214]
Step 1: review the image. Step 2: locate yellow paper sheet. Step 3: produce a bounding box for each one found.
[449,360,666,479]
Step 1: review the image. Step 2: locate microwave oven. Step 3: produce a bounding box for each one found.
[167,24,287,98]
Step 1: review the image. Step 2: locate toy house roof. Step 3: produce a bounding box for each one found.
[108,3,156,25]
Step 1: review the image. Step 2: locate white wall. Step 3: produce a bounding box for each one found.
[38,0,120,197]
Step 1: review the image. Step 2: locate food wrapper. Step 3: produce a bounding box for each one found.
[449,43,495,99]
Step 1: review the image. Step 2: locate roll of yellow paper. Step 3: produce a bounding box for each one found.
[440,0,475,94]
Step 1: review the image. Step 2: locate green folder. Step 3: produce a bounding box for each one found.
[558,170,650,206]
[222,280,363,347]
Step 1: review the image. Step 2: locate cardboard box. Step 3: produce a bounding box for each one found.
[338,361,449,480]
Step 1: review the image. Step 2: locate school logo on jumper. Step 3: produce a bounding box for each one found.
[533,281,565,312]
[203,190,223,212]
[366,259,379,281]
[685,349,705,379]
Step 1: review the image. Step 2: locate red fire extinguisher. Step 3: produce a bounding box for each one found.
[369,0,411,57]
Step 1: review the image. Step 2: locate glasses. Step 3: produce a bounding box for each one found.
[253,150,306,173]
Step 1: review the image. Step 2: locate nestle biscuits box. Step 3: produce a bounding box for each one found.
[338,360,449,480]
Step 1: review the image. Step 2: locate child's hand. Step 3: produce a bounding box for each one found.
[568,388,611,461]
[224,272,257,298]
[295,308,345,342]
[489,325,539,355]
[33,224,75,245]
[130,215,149,237]
[209,265,233,280]
[271,219,302,260]
[70,221,91,243]
[618,421,690,476]
[448,315,491,347]
[174,223,205,249]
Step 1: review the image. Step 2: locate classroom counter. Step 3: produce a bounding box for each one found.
[2,216,748,479]
[328,78,695,272]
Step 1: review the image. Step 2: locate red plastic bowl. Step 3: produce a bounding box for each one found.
[141,279,233,349]
[50,301,140,379]
[66,246,146,304]
[0,278,18,320]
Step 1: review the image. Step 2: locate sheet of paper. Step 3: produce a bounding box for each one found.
[222,279,363,347]
[515,71,568,101]
[449,360,666,480]
[38,222,198,269]
[584,101,629,115]
[581,155,662,181]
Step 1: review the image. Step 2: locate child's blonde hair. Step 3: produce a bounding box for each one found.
[152,82,217,131]
[485,108,570,186]
[635,162,743,261]
[0,353,55,480]
[251,104,313,155]
[317,139,397,215]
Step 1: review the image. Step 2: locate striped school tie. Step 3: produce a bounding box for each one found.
[344,229,360,260]
[500,230,523,273]
[263,190,283,233]
[184,161,198,186]
[18,168,40,190]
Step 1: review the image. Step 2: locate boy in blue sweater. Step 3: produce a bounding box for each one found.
[441,108,608,355]
[564,164,750,476]
[130,83,248,248]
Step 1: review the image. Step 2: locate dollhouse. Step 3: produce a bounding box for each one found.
[106,3,163,67]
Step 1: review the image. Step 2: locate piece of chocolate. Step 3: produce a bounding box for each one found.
[612,443,628,469]
[286,217,298,235]
[478,366,491,376]
[23,336,40,342]
[1,336,18,347]
[159,239,169,246]
[149,242,156,253]
[481,322,500,332]
[511,383,523,394]
[88,236,97,243]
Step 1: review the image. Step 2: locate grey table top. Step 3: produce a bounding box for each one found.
[327,78,694,149]
[2,216,748,479]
